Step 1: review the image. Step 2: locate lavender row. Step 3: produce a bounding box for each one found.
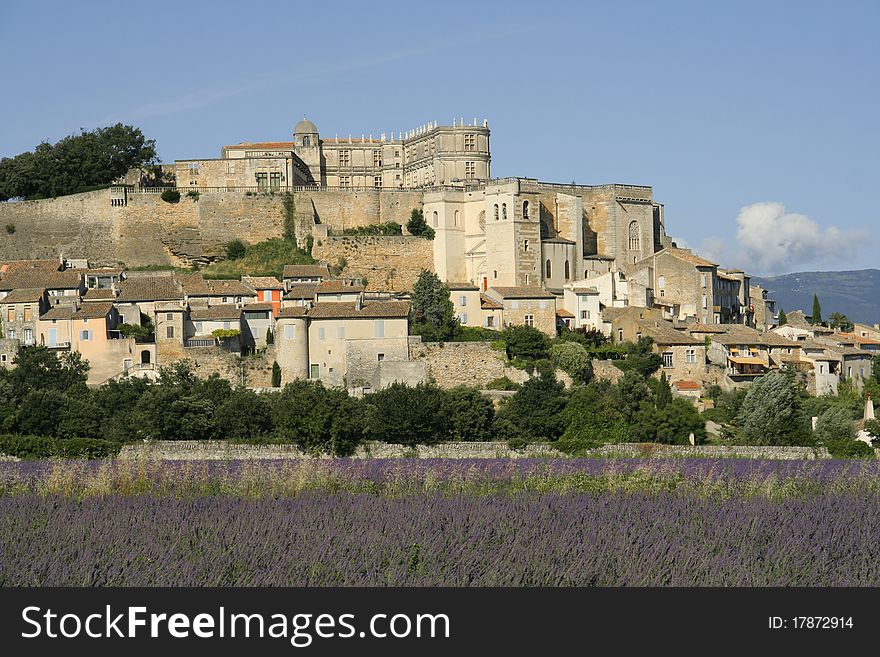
[2,492,878,586]
[2,458,880,498]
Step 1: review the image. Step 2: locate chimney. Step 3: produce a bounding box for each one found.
[355,293,363,311]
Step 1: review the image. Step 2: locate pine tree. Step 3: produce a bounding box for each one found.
[778,307,787,325]
[406,208,435,239]
[811,294,822,325]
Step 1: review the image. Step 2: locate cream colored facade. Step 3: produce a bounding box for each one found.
[448,283,482,328]
[561,282,601,332]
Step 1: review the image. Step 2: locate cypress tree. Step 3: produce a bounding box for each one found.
[811,294,822,325]
[778,307,787,325]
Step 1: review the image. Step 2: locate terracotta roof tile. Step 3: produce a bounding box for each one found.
[284,284,318,300]
[0,269,82,291]
[116,276,183,302]
[308,301,409,319]
[242,276,283,290]
[277,306,308,319]
[190,305,242,321]
[0,288,46,304]
[487,286,556,299]
[282,264,330,279]
[83,288,117,301]
[674,380,701,391]
[243,302,274,312]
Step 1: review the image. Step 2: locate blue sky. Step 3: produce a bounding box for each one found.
[1,0,878,275]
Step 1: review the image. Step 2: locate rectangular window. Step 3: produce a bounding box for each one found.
[374,320,385,338]
[166,326,174,339]
[377,353,385,362]
[226,161,236,175]
[7,330,14,339]
[269,172,281,190]
[339,150,350,167]
[524,239,530,252]
[123,358,132,372]
[167,313,173,320]
[338,326,345,339]
[81,330,91,341]
[686,349,696,363]
[339,175,350,188]
[524,314,534,327]
[374,175,383,188]
[284,325,295,339]
[702,294,708,310]
[24,328,33,344]
[663,352,674,368]
[460,313,468,324]
[373,150,382,167]
[486,316,495,328]
[700,273,707,288]
[465,161,475,179]
[310,364,319,379]
[188,163,200,177]
[459,296,467,306]
[23,306,31,321]
[0,354,6,363]
[256,172,268,189]
[581,310,588,320]
[464,134,476,151]
[6,307,14,322]
[318,327,325,340]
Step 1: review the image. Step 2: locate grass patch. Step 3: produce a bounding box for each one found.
[199,238,315,280]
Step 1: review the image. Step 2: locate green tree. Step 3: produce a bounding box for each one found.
[271,361,282,387]
[266,327,275,346]
[1,346,89,397]
[827,312,854,333]
[616,370,652,424]
[500,325,550,361]
[410,270,457,341]
[557,380,628,452]
[778,307,787,325]
[649,372,673,409]
[406,208,435,239]
[226,239,247,260]
[548,341,594,384]
[811,294,823,325]
[873,355,880,384]
[215,390,273,441]
[271,380,364,455]
[0,124,157,201]
[735,371,812,445]
[494,371,568,442]
[615,337,663,378]
[655,398,707,444]
[813,405,856,444]
[441,386,496,441]
[365,382,449,446]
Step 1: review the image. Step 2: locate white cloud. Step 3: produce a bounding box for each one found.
[700,202,869,275]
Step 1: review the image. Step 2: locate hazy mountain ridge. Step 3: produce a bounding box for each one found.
[751,269,880,325]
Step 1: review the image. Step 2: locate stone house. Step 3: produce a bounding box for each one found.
[686,324,799,384]
[274,297,417,392]
[242,276,283,316]
[630,247,718,323]
[602,306,708,388]
[82,267,124,290]
[0,288,49,346]
[482,286,557,336]
[36,301,154,385]
[281,283,318,309]
[561,280,601,332]
[749,285,777,331]
[314,280,364,304]
[714,269,751,326]
[115,275,185,326]
[479,294,504,330]
[448,282,482,328]
[187,305,244,352]
[178,276,256,309]
[0,337,19,368]
[0,263,84,307]
[242,302,275,350]
[853,323,880,342]
[282,264,331,289]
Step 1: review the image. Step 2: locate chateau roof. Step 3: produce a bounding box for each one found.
[242,276,283,290]
[225,142,294,151]
[282,264,331,279]
[308,301,410,319]
[294,118,318,134]
[190,305,242,321]
[640,247,717,269]
[488,286,556,299]
[116,276,183,302]
[0,288,45,304]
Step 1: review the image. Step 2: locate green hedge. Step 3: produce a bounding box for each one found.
[0,435,121,460]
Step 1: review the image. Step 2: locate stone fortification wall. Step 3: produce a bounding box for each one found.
[312,236,434,292]
[0,188,425,269]
[115,440,838,461]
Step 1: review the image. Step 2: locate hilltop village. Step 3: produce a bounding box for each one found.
[1,117,878,404]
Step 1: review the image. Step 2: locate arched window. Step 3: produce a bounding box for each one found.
[493,204,499,221]
[302,136,310,147]
[502,203,507,220]
[523,201,530,220]
[454,210,460,227]
[432,211,439,228]
[545,259,552,279]
[628,220,640,251]
[564,260,570,280]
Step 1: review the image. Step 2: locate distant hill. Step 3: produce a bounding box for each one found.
[751,269,880,326]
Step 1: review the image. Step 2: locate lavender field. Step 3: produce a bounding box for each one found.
[1,458,879,586]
